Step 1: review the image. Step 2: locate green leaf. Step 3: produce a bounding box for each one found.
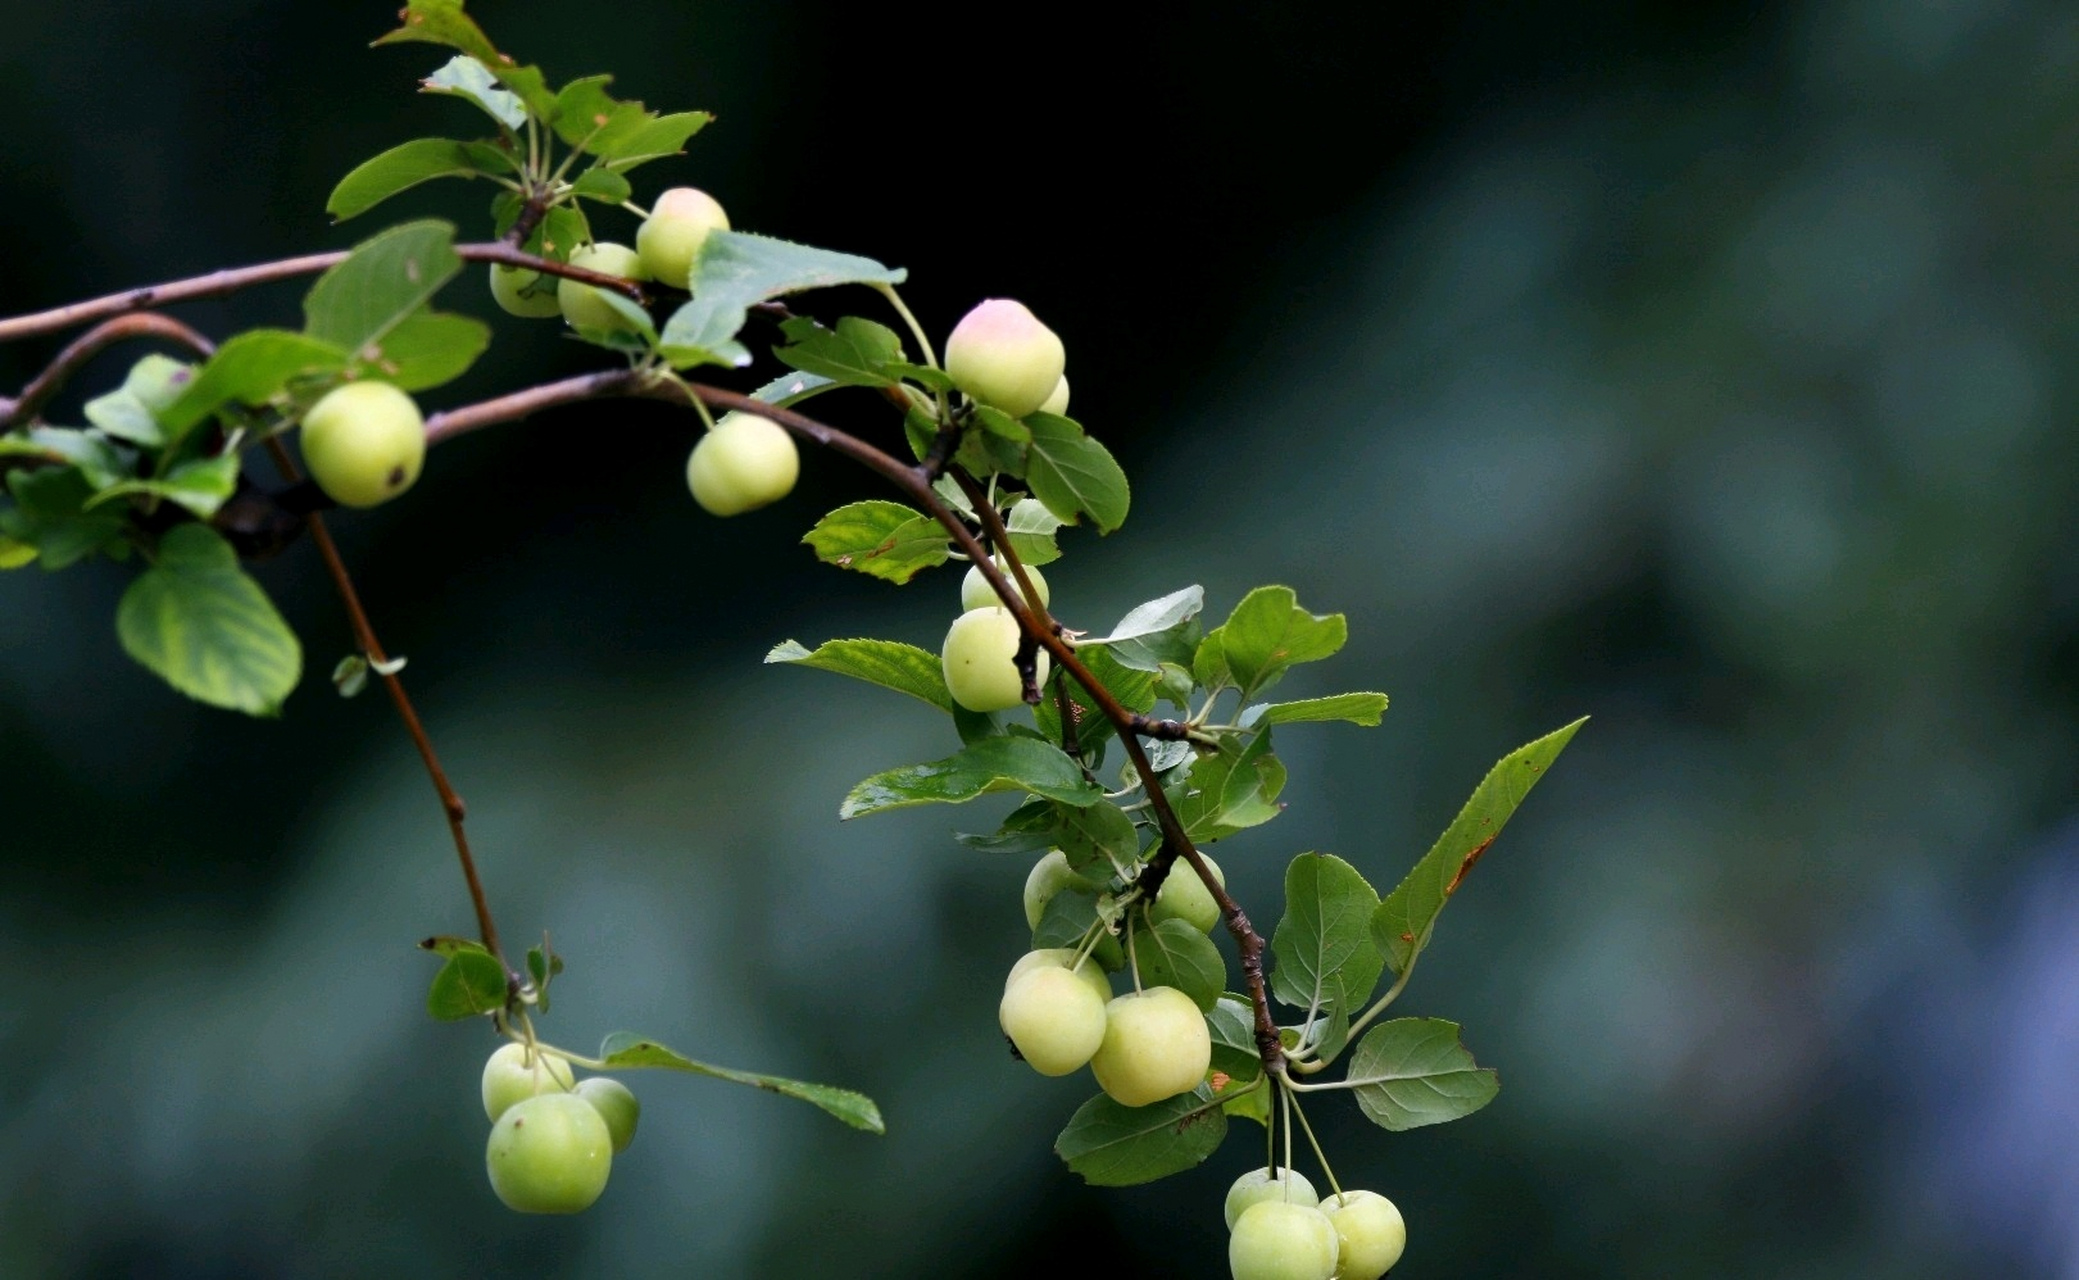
[115,525,302,716]
[840,737,1102,819]
[0,467,127,569]
[954,799,1063,855]
[304,220,465,355]
[352,309,489,391]
[569,167,633,205]
[1373,717,1586,975]
[747,370,836,409]
[425,944,507,1020]
[548,76,712,165]
[595,112,712,169]
[1129,917,1227,1011]
[0,535,36,569]
[87,454,240,519]
[421,55,526,131]
[764,638,952,713]
[1083,586,1205,647]
[1248,692,1390,727]
[1024,413,1130,533]
[662,231,905,369]
[158,329,349,439]
[1217,586,1347,697]
[1052,797,1140,875]
[1054,1085,1228,1186]
[1217,1075,1272,1126]
[774,316,906,387]
[596,1032,884,1133]
[1270,853,1384,1015]
[1002,497,1064,567]
[1206,994,1264,1083]
[1168,730,1286,843]
[800,500,949,584]
[1030,886,1107,951]
[0,427,132,490]
[375,2,555,120]
[972,405,1032,444]
[1344,1018,1499,1131]
[327,139,497,222]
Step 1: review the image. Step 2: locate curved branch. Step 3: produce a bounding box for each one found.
[3,313,216,430]
[0,245,647,346]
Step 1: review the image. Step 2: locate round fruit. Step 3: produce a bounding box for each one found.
[300,380,426,509]
[489,263,562,318]
[998,964,1109,1076]
[574,1076,641,1154]
[1038,375,1070,417]
[482,1041,577,1122]
[484,1092,613,1214]
[1089,986,1212,1107]
[686,411,800,516]
[1229,1201,1341,1280]
[1151,855,1225,934]
[942,606,1049,712]
[1224,1166,1321,1230]
[943,299,1065,417]
[1323,1190,1406,1279]
[1022,850,1094,931]
[1004,947,1112,1005]
[636,187,731,288]
[556,242,651,333]
[961,557,1051,613]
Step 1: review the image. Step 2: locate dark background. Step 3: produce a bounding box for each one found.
[5,1,2079,1276]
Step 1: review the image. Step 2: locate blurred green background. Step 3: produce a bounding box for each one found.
[5,0,2078,1275]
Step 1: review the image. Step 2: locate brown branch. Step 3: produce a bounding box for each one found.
[3,313,216,429]
[0,245,647,345]
[262,437,505,971]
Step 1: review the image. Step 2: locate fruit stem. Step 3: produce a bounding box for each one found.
[1285,1085,1344,1200]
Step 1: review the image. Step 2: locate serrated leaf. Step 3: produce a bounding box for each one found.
[116,525,302,716]
[1344,1018,1499,1131]
[596,1032,883,1133]
[840,737,1102,819]
[569,167,632,205]
[972,405,1032,444]
[1083,586,1205,646]
[1002,497,1064,567]
[764,638,952,713]
[773,316,906,387]
[1025,413,1130,533]
[352,309,489,391]
[304,220,464,358]
[594,112,712,169]
[550,77,709,164]
[376,3,555,120]
[800,500,949,583]
[1270,853,1383,1015]
[747,370,836,408]
[1052,797,1139,875]
[1217,586,1347,697]
[421,55,526,131]
[1247,692,1389,727]
[1206,994,1264,1083]
[1168,730,1286,843]
[1130,917,1227,1011]
[86,453,240,519]
[1054,1085,1228,1186]
[426,946,507,1020]
[326,138,496,222]
[1373,718,1586,975]
[662,231,905,369]
[159,330,349,439]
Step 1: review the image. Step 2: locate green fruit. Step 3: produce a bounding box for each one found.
[942,606,1049,712]
[1229,1201,1340,1280]
[1038,375,1070,417]
[481,1041,577,1123]
[998,964,1109,1076]
[1323,1191,1405,1279]
[484,1092,613,1214]
[1022,850,1094,931]
[1004,947,1112,1005]
[300,380,426,509]
[1151,855,1225,934]
[944,299,1066,418]
[636,186,730,288]
[574,1076,641,1154]
[556,242,651,333]
[686,411,800,515]
[1224,1166,1320,1230]
[961,557,1051,613]
[488,263,562,318]
[1089,986,1211,1107]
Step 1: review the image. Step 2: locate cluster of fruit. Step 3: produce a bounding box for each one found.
[478,1042,640,1214]
[1224,1169,1407,1280]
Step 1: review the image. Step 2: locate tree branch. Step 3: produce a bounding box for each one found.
[2,313,216,429]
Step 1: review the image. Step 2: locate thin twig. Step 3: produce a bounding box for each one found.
[3,313,216,429]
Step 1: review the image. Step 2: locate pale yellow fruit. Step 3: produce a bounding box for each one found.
[1229,1201,1341,1280]
[481,1042,577,1123]
[1089,986,1210,1107]
[961,558,1050,613]
[998,965,1108,1076]
[686,412,800,515]
[941,606,1048,712]
[1038,375,1070,416]
[944,299,1065,417]
[556,242,651,333]
[1004,947,1112,1005]
[488,263,562,317]
[300,381,425,509]
[636,187,731,288]
[1323,1190,1406,1279]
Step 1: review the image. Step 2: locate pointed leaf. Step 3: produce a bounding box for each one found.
[1055,1085,1228,1186]
[801,500,950,583]
[1206,994,1264,1083]
[1,466,128,569]
[421,55,526,131]
[1083,586,1204,646]
[159,330,350,439]
[764,638,952,713]
[116,525,302,716]
[1024,412,1129,533]
[426,945,507,1020]
[1129,917,1227,1011]
[1270,853,1383,1014]
[1247,692,1389,727]
[375,2,555,119]
[1002,497,1064,567]
[596,1032,883,1133]
[86,454,241,519]
[774,316,906,388]
[303,220,464,356]
[1344,1018,1499,1131]
[327,138,496,222]
[840,737,1102,818]
[1218,586,1347,696]
[663,231,905,369]
[1052,797,1139,875]
[1168,730,1286,843]
[352,309,490,391]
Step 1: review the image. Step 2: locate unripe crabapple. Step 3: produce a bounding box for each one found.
[1089,986,1212,1107]
[1038,375,1070,417]
[557,242,651,333]
[1229,1200,1341,1280]
[488,263,563,318]
[1022,850,1094,931]
[1224,1166,1321,1229]
[1151,854,1225,934]
[574,1076,641,1154]
[961,557,1050,613]
[1322,1190,1406,1279]
[481,1041,577,1123]
[998,964,1109,1076]
[941,606,1049,712]
[484,1092,613,1214]
[686,411,800,516]
[636,186,730,288]
[1004,947,1113,1005]
[300,380,426,509]
[943,299,1065,418]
